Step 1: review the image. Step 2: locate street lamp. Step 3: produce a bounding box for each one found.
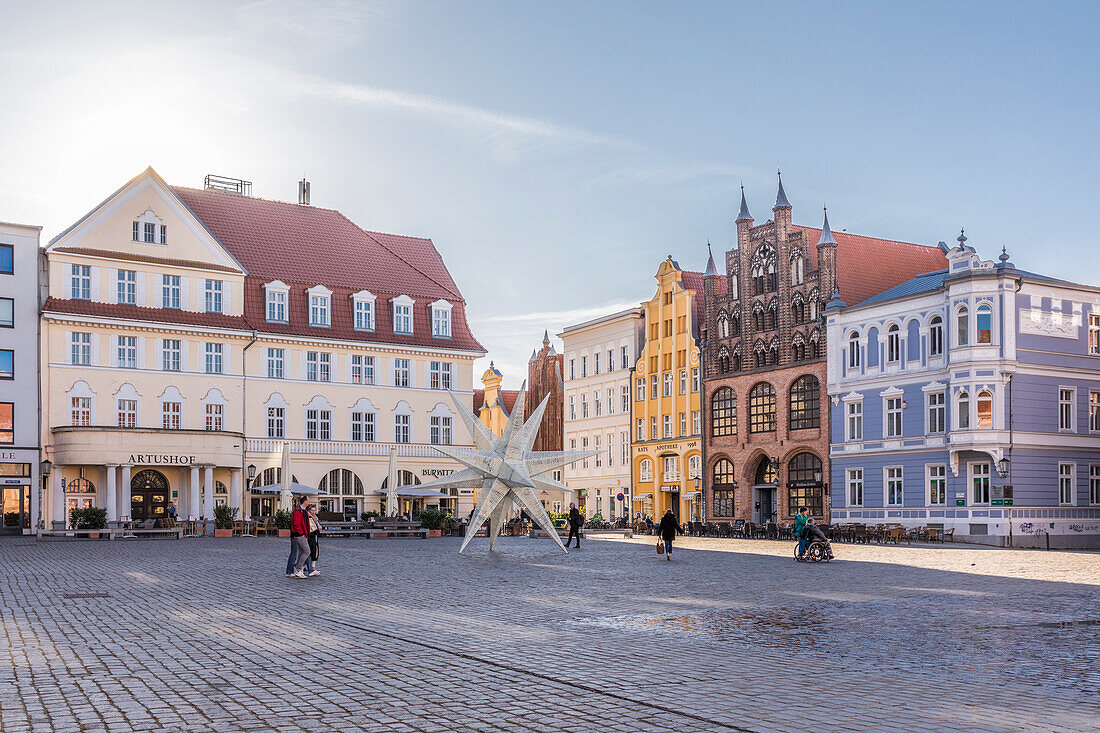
[38,460,52,531]
[247,464,257,486]
[996,457,1010,478]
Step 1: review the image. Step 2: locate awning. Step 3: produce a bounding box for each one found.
[373,487,449,499]
[682,491,701,499]
[632,493,653,501]
[249,482,334,497]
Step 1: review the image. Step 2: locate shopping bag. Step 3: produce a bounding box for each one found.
[656,539,665,554]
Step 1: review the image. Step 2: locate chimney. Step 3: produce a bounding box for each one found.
[298,178,311,206]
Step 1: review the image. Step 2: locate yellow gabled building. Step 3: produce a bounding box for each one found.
[631,257,704,522]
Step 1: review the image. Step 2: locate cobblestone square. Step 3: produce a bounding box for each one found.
[1,535,1097,732]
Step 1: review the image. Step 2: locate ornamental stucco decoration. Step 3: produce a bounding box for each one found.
[1018,309,1077,339]
[417,382,598,553]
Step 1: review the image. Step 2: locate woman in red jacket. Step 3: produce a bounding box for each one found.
[289,496,312,579]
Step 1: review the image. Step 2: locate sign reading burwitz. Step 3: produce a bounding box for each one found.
[421,468,454,478]
[128,454,197,465]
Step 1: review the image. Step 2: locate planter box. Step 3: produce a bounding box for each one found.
[213,529,233,538]
[428,529,442,538]
[87,531,100,539]
[277,529,291,538]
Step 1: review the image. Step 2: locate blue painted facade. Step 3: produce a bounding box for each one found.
[825,236,1100,547]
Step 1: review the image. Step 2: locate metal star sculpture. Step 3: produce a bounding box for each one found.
[417,382,598,553]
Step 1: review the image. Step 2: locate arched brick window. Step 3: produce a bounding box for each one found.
[711,387,737,437]
[712,459,736,517]
[748,382,776,433]
[789,375,820,430]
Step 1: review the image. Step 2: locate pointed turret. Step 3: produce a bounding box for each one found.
[529,349,537,361]
[542,329,550,345]
[774,170,791,210]
[703,241,718,277]
[818,206,837,245]
[735,185,752,222]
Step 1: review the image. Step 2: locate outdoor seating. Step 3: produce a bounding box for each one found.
[851,524,868,543]
[730,519,745,538]
[924,526,941,543]
[765,521,778,540]
[941,528,955,542]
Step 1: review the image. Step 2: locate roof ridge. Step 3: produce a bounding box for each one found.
[170,185,346,216]
[795,224,937,251]
[353,219,462,301]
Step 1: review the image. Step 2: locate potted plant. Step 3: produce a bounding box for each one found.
[213,504,238,538]
[361,510,380,523]
[418,507,445,538]
[274,509,292,538]
[72,507,107,538]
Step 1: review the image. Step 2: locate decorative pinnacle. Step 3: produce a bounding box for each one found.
[818,204,837,246]
[703,240,718,277]
[957,227,967,245]
[774,170,791,209]
[736,184,752,222]
[999,246,1010,263]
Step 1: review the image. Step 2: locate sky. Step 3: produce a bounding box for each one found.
[2,0,1099,387]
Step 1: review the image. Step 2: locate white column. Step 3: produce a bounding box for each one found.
[203,465,214,519]
[190,466,200,519]
[230,469,241,515]
[105,465,118,523]
[52,467,66,525]
[120,465,132,520]
[178,467,188,517]
[30,466,40,530]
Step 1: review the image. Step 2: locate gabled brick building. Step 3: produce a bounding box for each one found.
[701,175,947,526]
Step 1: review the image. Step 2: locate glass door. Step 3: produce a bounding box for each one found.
[1,485,29,534]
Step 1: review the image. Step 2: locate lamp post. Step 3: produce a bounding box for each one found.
[39,459,52,531]
[246,464,257,517]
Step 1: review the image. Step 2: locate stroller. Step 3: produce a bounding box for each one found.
[795,522,835,563]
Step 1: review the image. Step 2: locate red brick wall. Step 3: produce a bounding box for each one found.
[527,347,563,452]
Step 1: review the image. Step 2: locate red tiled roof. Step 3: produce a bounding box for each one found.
[43,297,250,330]
[53,247,240,274]
[796,226,947,307]
[472,389,520,415]
[170,186,483,353]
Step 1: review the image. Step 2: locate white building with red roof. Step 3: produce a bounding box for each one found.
[41,167,485,527]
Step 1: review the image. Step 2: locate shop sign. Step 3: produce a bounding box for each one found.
[128,454,197,465]
[787,480,823,489]
[0,477,28,485]
[421,468,454,478]
[0,452,19,460]
[635,439,698,455]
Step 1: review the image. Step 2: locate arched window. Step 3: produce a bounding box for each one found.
[259,467,298,486]
[748,382,777,433]
[662,455,681,481]
[792,339,805,362]
[711,387,737,437]
[848,331,861,368]
[718,354,730,374]
[766,261,777,292]
[754,345,766,368]
[786,452,824,517]
[766,300,778,331]
[380,470,421,489]
[66,477,96,493]
[754,457,778,484]
[887,324,901,363]
[929,316,944,357]
[976,390,993,428]
[957,306,969,346]
[768,343,779,365]
[732,353,742,372]
[809,332,821,359]
[712,459,736,517]
[639,458,653,482]
[789,375,820,430]
[319,468,364,495]
[791,254,805,285]
[717,315,729,339]
[752,263,765,295]
[976,304,993,344]
[753,302,765,331]
[730,314,741,337]
[957,391,970,429]
[687,455,701,479]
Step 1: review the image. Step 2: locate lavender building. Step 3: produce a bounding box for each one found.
[825,232,1100,548]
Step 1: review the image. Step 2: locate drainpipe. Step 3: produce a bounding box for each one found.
[698,331,708,524]
[241,330,257,513]
[1007,276,1021,548]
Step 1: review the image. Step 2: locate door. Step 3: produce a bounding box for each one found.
[1,485,29,534]
[755,488,775,524]
[130,490,169,521]
[670,491,681,520]
[343,499,358,521]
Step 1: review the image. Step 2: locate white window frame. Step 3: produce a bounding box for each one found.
[975,302,993,344]
[844,397,863,442]
[351,290,376,331]
[691,367,700,392]
[927,464,947,505]
[204,343,223,375]
[926,390,946,434]
[884,466,904,506]
[663,414,671,438]
[70,332,92,366]
[1090,464,1100,506]
[1058,462,1076,506]
[1089,313,1100,356]
[929,316,944,357]
[70,396,92,426]
[847,332,861,369]
[116,399,137,428]
[116,270,136,305]
[639,458,653,482]
[956,391,971,430]
[161,401,182,430]
[1090,390,1100,433]
[394,412,411,443]
[393,359,410,388]
[886,325,901,363]
[429,415,453,445]
[70,264,91,300]
[692,410,700,435]
[969,462,990,505]
[392,295,415,335]
[267,406,285,438]
[431,300,453,338]
[429,361,452,390]
[266,348,285,379]
[847,468,863,507]
[204,280,223,314]
[117,336,137,369]
[662,455,680,482]
[308,285,332,327]
[1058,387,1076,432]
[884,394,903,438]
[264,280,289,323]
[161,339,181,372]
[351,410,376,442]
[956,305,969,347]
[205,402,224,432]
[161,274,181,309]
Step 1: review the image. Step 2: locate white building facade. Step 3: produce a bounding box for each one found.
[560,308,644,520]
[0,221,43,533]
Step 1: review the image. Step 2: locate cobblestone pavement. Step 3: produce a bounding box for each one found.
[1,534,1097,733]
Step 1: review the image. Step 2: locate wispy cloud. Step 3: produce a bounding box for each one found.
[474,302,639,325]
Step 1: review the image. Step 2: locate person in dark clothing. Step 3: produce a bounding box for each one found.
[565,503,583,548]
[306,504,321,577]
[657,510,683,561]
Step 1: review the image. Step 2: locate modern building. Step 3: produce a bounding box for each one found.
[0,221,43,533]
[631,257,704,521]
[41,168,485,526]
[826,234,1100,547]
[560,307,644,520]
[701,176,947,526]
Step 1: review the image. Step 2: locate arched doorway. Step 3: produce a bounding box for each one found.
[751,456,778,525]
[380,471,422,517]
[131,469,169,522]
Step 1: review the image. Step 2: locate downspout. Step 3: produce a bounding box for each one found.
[1007,276,1021,547]
[698,331,708,523]
[241,329,257,512]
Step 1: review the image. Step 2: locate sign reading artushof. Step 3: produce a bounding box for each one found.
[128,454,197,465]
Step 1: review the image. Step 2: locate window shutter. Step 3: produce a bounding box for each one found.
[109,336,119,367]
[346,354,353,382]
[136,337,145,369]
[407,358,415,388]
[135,271,146,307]
[90,267,101,301]
[108,269,117,304]
[221,281,231,314]
[90,333,100,366]
[223,343,231,374]
[179,277,189,310]
[180,340,189,372]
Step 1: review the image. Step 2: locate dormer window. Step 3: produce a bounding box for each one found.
[307,285,332,327]
[263,280,290,323]
[392,295,414,335]
[351,290,376,331]
[430,299,453,339]
[132,208,167,245]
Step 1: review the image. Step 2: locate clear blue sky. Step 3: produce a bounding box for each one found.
[2,1,1098,386]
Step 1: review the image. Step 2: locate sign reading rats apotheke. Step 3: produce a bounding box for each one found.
[128,454,198,465]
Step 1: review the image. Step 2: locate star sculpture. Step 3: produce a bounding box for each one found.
[416,382,598,553]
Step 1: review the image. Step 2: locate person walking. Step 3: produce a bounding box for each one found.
[565,502,583,549]
[286,496,312,579]
[657,509,683,561]
[306,504,321,577]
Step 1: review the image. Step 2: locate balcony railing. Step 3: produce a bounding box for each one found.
[245,439,452,459]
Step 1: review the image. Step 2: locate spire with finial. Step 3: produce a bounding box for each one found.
[704,240,718,277]
[736,184,752,222]
[957,227,967,246]
[997,245,1014,269]
[542,329,549,345]
[818,205,837,245]
[774,169,791,209]
[529,349,537,362]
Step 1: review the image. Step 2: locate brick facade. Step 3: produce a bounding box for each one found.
[701,177,948,525]
[527,333,564,452]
